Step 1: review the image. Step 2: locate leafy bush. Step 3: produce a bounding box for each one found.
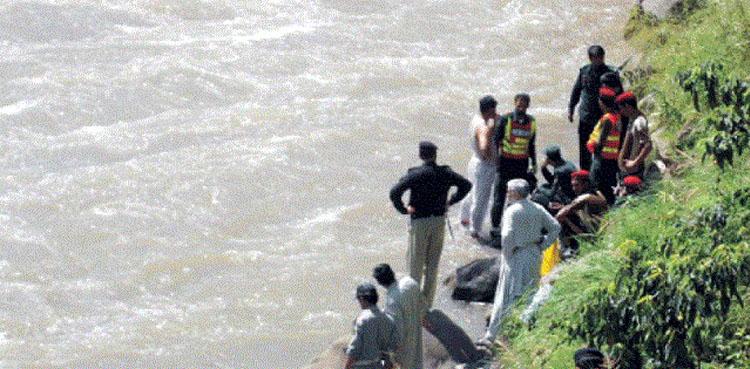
[676,61,750,169]
[567,188,750,369]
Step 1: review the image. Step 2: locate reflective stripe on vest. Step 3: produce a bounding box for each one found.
[587,113,621,159]
[501,115,536,160]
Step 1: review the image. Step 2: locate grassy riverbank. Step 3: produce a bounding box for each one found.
[493,1,750,368]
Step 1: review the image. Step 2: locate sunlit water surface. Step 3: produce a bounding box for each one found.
[0,0,636,367]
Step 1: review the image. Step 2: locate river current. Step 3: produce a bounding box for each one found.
[0,0,635,367]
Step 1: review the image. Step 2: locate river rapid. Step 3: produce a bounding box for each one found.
[0,0,636,367]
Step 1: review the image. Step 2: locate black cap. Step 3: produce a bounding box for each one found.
[419,141,437,158]
[544,145,562,161]
[356,283,377,298]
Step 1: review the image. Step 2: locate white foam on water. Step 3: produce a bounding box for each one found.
[0,100,38,115]
[236,24,316,43]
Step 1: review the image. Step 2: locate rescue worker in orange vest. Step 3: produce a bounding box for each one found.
[490,93,537,239]
[587,87,622,205]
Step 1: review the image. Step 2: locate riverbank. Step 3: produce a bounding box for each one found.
[493,1,750,368]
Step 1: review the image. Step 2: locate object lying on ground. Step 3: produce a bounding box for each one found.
[423,309,487,365]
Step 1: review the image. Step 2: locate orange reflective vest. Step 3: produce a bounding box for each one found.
[587,113,621,160]
[500,114,536,160]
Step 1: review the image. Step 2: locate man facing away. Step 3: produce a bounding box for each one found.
[490,93,537,237]
[481,179,560,344]
[460,95,498,240]
[568,45,618,171]
[390,141,472,309]
[373,264,423,369]
[345,283,397,369]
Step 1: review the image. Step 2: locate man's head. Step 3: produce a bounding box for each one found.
[573,347,605,369]
[544,145,563,164]
[419,141,437,162]
[600,72,622,94]
[506,178,530,203]
[479,95,498,120]
[570,170,591,195]
[598,87,617,113]
[373,263,396,287]
[356,283,378,307]
[616,91,638,117]
[588,45,605,67]
[514,93,530,114]
[616,175,643,197]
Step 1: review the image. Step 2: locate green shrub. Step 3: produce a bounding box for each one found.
[567,188,750,369]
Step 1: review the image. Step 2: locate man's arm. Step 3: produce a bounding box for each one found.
[528,132,537,172]
[537,205,561,251]
[447,171,472,206]
[568,71,583,122]
[626,139,652,170]
[540,158,554,184]
[345,320,364,369]
[477,119,495,161]
[556,193,605,220]
[389,175,412,214]
[618,130,634,172]
[494,115,507,168]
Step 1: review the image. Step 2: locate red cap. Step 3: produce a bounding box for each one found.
[599,87,616,98]
[571,170,590,179]
[623,175,642,187]
[616,91,637,103]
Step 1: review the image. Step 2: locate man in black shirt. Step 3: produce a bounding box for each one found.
[568,45,617,171]
[390,141,472,309]
[537,145,577,208]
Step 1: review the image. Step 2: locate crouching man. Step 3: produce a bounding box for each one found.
[345,283,397,369]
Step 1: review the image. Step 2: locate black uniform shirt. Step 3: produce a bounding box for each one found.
[389,162,472,219]
[568,64,617,124]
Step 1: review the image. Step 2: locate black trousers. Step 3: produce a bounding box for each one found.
[490,158,532,229]
[590,156,619,205]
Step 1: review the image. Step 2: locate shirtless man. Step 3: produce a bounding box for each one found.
[460,95,498,239]
[555,170,607,254]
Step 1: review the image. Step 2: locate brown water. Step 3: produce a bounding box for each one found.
[0,0,637,368]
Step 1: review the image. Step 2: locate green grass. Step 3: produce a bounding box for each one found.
[495,250,625,369]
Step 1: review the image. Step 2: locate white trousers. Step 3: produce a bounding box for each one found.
[460,157,496,235]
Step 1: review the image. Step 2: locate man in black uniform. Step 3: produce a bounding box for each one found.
[536,145,577,209]
[389,141,471,309]
[490,93,537,237]
[568,45,618,171]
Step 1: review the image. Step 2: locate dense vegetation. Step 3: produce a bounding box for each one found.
[494,1,750,368]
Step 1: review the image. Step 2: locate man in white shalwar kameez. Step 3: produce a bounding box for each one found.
[481,178,561,343]
[373,264,423,369]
